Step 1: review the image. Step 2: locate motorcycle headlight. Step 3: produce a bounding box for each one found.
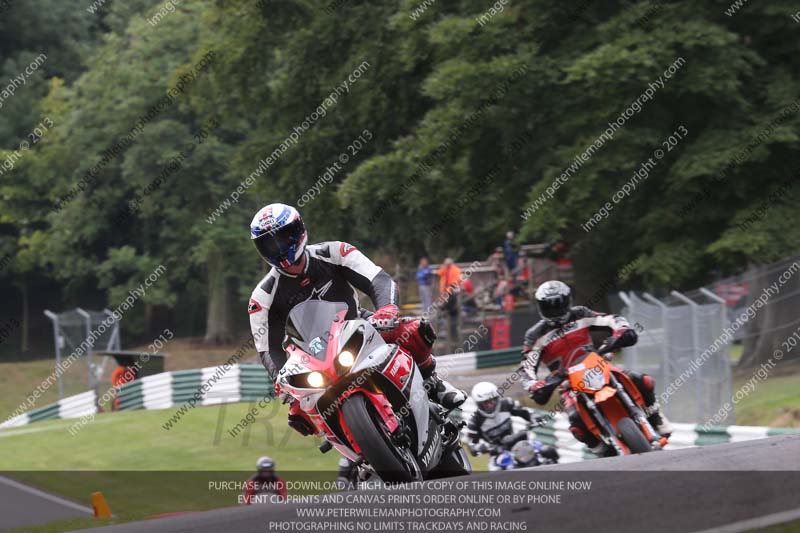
[307,371,325,388]
[582,368,605,391]
[337,350,355,368]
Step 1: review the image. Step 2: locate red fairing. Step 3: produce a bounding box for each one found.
[289,400,313,425]
[282,306,414,459]
[281,307,350,439]
[382,349,414,391]
[337,388,399,454]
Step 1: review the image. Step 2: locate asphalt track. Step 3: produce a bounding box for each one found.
[71,434,800,533]
[0,475,93,531]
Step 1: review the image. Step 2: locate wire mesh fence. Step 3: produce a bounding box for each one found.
[703,255,800,368]
[44,308,121,399]
[620,291,733,424]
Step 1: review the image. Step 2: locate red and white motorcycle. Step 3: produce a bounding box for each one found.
[276,300,471,483]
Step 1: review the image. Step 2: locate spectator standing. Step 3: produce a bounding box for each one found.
[416,257,434,313]
[438,258,463,302]
[494,276,511,307]
[437,258,463,350]
[511,251,532,297]
[503,231,518,272]
[111,362,138,411]
[460,277,476,313]
[489,247,508,277]
[513,252,531,281]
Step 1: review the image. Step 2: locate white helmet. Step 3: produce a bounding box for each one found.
[471,381,501,416]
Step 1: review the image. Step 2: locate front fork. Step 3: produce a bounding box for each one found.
[580,376,660,455]
[608,374,660,444]
[579,392,627,455]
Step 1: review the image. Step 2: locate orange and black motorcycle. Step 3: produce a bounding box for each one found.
[564,352,668,455]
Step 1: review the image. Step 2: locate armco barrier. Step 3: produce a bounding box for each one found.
[2,351,797,461]
[475,348,520,369]
[1,364,273,429]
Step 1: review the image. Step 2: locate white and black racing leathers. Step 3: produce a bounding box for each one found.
[248,241,397,378]
[465,398,533,446]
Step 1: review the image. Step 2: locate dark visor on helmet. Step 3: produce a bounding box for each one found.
[253,219,304,265]
[478,399,498,412]
[538,296,569,319]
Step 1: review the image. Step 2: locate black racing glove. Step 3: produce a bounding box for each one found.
[529,414,548,428]
[469,442,492,456]
[596,340,614,355]
[597,329,637,355]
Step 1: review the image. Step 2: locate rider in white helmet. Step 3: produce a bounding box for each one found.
[465,382,540,469]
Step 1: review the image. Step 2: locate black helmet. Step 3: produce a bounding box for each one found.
[539,444,559,462]
[535,280,572,325]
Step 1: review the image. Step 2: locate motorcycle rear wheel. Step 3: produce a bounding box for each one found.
[341,393,422,484]
[618,417,652,454]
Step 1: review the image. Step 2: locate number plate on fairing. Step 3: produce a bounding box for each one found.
[382,350,413,390]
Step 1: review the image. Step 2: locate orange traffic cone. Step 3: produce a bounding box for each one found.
[91,492,113,518]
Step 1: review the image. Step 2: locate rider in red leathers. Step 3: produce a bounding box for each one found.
[248,203,466,437]
[522,281,672,455]
[242,456,287,504]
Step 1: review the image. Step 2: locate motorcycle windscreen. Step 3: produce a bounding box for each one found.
[285,300,348,360]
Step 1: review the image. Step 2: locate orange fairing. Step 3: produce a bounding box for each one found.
[612,369,647,407]
[568,352,611,393]
[594,386,617,403]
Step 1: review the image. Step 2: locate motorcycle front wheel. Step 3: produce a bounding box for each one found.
[341,393,422,484]
[617,417,652,454]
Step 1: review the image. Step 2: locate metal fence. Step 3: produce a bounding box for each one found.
[620,290,733,425]
[44,308,121,399]
[703,254,800,367]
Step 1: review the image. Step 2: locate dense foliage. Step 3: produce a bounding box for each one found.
[1,0,798,348]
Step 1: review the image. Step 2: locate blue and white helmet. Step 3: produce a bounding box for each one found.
[250,203,307,269]
[495,451,515,470]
